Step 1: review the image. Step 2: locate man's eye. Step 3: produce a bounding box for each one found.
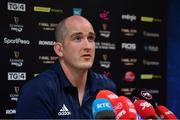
[88,36,95,42]
[73,36,82,41]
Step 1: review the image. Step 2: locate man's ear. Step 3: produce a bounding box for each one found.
[54,42,63,57]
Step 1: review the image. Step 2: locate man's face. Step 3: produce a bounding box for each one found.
[60,20,96,70]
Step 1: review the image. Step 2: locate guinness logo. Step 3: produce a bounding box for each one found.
[102,24,107,30]
[14,86,20,94]
[14,16,19,24]
[14,51,20,58]
[102,54,108,61]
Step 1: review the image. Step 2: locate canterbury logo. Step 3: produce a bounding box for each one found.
[58,104,71,116]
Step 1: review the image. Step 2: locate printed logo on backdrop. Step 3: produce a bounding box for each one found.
[144,45,159,52]
[38,22,57,31]
[7,2,26,12]
[121,43,136,51]
[9,16,24,32]
[3,37,30,45]
[9,86,20,102]
[121,14,137,22]
[143,31,160,38]
[121,58,137,66]
[34,6,63,13]
[99,10,110,20]
[140,74,162,80]
[143,59,160,66]
[123,71,136,82]
[140,16,162,23]
[96,42,116,50]
[39,56,58,64]
[8,72,26,81]
[9,51,24,67]
[103,71,111,78]
[6,109,16,115]
[121,28,137,37]
[121,88,136,96]
[99,54,111,68]
[38,40,55,46]
[99,24,111,38]
[73,8,82,15]
[34,73,39,77]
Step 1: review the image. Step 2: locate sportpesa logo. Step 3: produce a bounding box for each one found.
[4,37,30,45]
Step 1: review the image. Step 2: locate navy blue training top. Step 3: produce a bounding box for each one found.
[15,62,116,119]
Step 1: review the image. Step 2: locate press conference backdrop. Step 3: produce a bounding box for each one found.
[0,0,166,118]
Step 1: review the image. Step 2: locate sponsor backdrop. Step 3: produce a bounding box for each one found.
[0,0,166,118]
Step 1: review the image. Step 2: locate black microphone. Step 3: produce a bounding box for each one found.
[130,88,158,107]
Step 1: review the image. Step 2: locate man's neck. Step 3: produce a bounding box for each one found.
[60,61,88,105]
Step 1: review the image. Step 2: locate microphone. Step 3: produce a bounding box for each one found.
[155,105,177,119]
[92,98,116,119]
[110,96,137,120]
[133,99,157,119]
[131,88,178,119]
[96,90,137,119]
[131,88,158,107]
[96,89,119,101]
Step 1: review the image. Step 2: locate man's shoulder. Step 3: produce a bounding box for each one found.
[22,68,60,92]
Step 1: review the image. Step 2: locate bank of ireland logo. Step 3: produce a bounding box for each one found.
[58,104,71,116]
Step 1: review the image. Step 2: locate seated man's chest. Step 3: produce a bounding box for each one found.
[55,90,96,119]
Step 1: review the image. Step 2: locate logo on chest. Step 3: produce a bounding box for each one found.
[58,104,71,116]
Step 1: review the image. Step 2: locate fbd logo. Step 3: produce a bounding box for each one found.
[73,8,82,15]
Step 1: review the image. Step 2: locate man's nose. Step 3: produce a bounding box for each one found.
[83,38,91,48]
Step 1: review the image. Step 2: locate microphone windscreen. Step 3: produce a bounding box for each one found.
[92,98,115,119]
[156,105,177,119]
[96,89,118,101]
[111,96,137,120]
[131,88,158,107]
[134,100,157,119]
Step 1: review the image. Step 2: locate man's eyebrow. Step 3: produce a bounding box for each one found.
[89,32,96,37]
[70,32,83,38]
[70,32,96,38]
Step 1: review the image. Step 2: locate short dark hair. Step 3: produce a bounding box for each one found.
[55,18,68,43]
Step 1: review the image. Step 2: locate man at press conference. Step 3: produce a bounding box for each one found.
[15,15,117,119]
